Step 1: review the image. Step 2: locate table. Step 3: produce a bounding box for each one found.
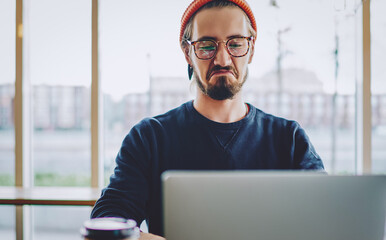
[0,187,101,206]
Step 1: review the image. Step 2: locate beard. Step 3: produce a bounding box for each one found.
[194,65,248,101]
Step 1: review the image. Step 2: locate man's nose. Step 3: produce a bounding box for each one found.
[213,43,232,67]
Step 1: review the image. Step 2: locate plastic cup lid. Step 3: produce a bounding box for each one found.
[81,217,139,239]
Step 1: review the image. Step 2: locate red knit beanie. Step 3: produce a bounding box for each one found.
[180,0,257,44]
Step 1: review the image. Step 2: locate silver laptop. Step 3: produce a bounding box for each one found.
[162,171,386,240]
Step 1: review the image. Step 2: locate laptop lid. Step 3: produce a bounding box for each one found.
[162,171,386,240]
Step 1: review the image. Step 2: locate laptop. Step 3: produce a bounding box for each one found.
[162,171,386,240]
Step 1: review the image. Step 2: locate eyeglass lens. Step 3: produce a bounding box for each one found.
[194,37,249,59]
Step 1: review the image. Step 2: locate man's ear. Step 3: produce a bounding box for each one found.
[248,41,255,64]
[181,42,193,65]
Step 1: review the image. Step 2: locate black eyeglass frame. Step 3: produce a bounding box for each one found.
[185,36,254,60]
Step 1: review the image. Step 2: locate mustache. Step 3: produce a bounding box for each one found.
[207,65,238,79]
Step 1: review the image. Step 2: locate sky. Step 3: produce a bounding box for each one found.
[0,0,385,100]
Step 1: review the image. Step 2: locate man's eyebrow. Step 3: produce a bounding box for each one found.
[196,36,216,41]
[227,34,245,38]
[196,34,246,41]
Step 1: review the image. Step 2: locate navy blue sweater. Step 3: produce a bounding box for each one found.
[91,101,324,236]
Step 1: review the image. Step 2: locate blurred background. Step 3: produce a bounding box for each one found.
[0,0,385,239]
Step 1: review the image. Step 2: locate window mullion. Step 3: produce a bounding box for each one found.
[15,0,23,190]
[15,0,23,239]
[91,0,103,188]
[362,0,371,174]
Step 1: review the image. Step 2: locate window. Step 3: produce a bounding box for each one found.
[26,0,92,187]
[246,0,362,173]
[0,0,16,187]
[99,0,193,185]
[371,0,386,174]
[32,206,91,240]
[0,206,15,239]
[21,0,92,238]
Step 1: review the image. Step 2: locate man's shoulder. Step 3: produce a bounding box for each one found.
[153,101,190,123]
[250,104,299,129]
[131,101,190,132]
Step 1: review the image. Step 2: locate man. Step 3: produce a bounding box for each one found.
[91,0,324,239]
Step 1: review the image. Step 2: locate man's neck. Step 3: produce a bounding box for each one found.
[193,91,247,123]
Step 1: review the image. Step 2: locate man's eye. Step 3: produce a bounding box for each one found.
[199,46,216,51]
[229,44,242,49]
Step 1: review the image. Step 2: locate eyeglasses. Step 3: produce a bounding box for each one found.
[185,36,253,60]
